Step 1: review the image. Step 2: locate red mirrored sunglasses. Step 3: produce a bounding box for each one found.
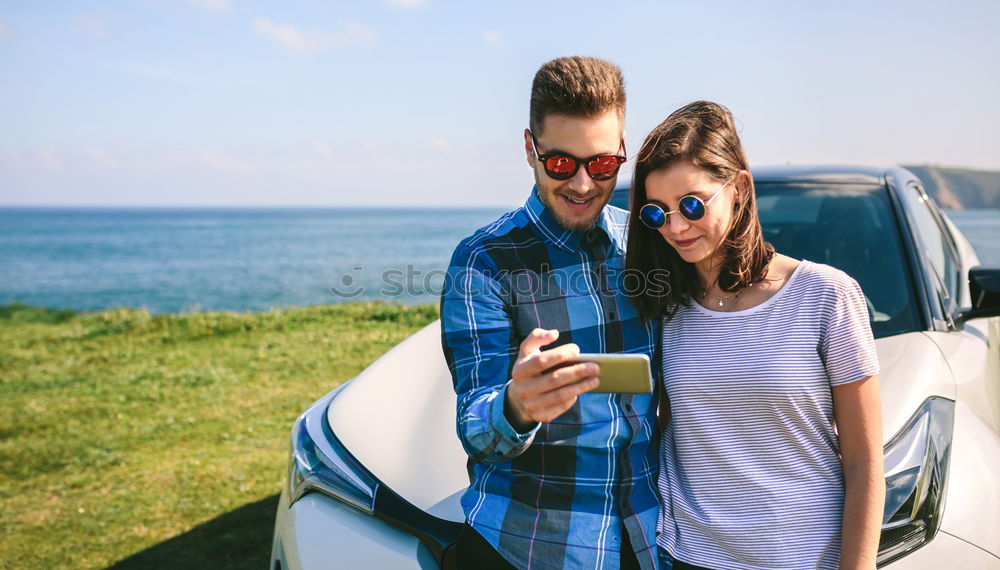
[530,133,627,181]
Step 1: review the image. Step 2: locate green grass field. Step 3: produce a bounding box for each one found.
[0,302,439,569]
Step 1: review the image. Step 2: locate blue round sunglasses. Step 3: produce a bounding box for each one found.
[639,179,732,229]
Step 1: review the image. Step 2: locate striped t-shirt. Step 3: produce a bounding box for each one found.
[656,260,880,570]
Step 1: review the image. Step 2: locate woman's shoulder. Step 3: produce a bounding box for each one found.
[790,258,861,294]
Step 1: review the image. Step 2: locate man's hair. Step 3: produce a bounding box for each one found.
[625,100,774,321]
[529,56,626,135]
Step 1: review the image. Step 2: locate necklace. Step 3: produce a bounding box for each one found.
[703,282,755,308]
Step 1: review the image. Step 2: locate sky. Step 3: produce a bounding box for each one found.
[1,0,998,207]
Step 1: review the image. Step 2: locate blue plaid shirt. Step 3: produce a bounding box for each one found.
[441,187,661,570]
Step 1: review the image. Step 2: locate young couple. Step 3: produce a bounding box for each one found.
[440,56,884,570]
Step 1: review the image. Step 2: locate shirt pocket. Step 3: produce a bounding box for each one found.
[508,270,575,340]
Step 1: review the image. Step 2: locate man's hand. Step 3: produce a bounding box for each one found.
[504,328,600,432]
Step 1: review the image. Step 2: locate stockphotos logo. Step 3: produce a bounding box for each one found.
[329,264,671,299]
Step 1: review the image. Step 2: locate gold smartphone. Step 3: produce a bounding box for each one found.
[572,353,653,394]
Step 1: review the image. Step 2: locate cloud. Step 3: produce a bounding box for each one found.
[252,18,376,53]
[76,14,112,40]
[312,141,336,159]
[252,18,317,52]
[483,31,502,45]
[37,150,64,172]
[80,146,123,170]
[330,21,377,47]
[385,0,428,7]
[0,141,531,206]
[190,0,233,12]
[199,149,252,172]
[103,61,192,84]
[425,137,450,152]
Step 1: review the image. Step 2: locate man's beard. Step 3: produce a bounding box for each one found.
[535,173,610,232]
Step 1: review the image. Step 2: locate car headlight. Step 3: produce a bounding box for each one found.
[877,397,955,567]
[285,391,464,568]
[287,394,379,514]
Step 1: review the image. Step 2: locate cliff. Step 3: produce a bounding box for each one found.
[902,165,1000,210]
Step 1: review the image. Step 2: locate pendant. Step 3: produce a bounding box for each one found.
[718,300,724,307]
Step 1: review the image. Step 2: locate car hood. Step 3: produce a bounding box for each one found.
[875,331,956,439]
[327,323,957,523]
[327,320,468,522]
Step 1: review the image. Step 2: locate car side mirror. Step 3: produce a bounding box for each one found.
[955,266,1000,325]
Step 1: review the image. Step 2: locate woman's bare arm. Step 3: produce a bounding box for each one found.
[833,375,885,570]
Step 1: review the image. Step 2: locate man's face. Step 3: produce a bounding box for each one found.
[524,110,624,231]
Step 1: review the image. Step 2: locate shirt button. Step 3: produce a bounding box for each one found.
[608,311,616,319]
[625,404,633,412]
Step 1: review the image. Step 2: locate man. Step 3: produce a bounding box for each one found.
[441,56,661,569]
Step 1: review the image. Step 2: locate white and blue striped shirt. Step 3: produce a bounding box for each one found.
[657,260,880,570]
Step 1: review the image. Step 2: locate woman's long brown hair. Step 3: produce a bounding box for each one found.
[624,101,774,321]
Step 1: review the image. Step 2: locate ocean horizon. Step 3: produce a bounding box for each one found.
[1,206,998,315]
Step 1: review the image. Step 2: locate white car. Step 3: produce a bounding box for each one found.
[270,166,1000,569]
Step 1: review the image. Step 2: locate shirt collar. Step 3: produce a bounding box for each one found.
[524,186,621,254]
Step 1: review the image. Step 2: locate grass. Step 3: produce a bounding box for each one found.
[0,301,439,569]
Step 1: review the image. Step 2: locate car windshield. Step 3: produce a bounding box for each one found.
[755,183,920,338]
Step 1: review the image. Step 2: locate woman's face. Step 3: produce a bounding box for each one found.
[643,162,739,268]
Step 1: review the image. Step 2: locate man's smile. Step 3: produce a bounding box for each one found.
[561,194,599,212]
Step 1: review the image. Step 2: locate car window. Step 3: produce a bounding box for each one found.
[610,185,631,210]
[755,184,921,338]
[899,182,960,303]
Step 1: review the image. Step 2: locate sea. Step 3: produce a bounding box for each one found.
[0,207,998,314]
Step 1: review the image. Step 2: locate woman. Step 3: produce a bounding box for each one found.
[625,101,884,570]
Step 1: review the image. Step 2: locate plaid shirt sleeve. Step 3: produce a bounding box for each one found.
[441,240,541,463]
